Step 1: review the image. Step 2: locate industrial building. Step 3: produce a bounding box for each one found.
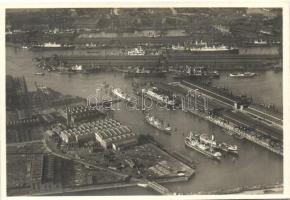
[55,119,137,150]
[60,105,104,127]
[93,119,137,150]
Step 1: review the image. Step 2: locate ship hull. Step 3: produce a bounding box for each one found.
[189,49,239,54]
[185,139,220,160]
[142,91,175,107]
[124,72,166,78]
[111,89,133,103]
[30,46,75,51]
[145,117,171,135]
[229,73,256,78]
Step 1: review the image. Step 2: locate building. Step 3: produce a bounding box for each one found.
[60,105,104,127]
[94,119,137,150]
[6,75,30,109]
[53,118,137,149]
[30,154,44,185]
[59,126,95,144]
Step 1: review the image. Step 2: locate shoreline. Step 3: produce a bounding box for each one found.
[30,180,283,196]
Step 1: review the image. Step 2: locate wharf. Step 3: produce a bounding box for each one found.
[180,81,283,128]
[157,82,283,156]
[57,54,280,66]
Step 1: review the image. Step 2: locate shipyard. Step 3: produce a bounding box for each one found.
[4,7,284,196]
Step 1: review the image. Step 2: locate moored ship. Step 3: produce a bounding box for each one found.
[145,114,172,134]
[189,42,239,54]
[128,46,146,56]
[185,132,222,160]
[141,87,175,107]
[30,42,75,50]
[217,142,238,155]
[111,88,134,103]
[198,133,239,155]
[229,72,256,78]
[123,67,166,78]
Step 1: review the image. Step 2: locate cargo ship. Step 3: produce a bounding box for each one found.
[145,114,172,134]
[128,46,146,56]
[123,67,166,78]
[30,42,75,50]
[141,87,175,107]
[111,88,133,103]
[229,72,256,78]
[185,132,222,160]
[198,133,238,155]
[189,42,239,54]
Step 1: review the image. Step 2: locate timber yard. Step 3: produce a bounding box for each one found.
[5,8,283,196]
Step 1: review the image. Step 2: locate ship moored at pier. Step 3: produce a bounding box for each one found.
[142,87,175,107]
[229,72,256,78]
[185,132,222,160]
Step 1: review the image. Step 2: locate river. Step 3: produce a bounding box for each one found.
[6,46,283,195]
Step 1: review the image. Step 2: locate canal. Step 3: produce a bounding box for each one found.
[6,46,283,195]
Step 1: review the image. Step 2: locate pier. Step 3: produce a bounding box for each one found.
[180,80,283,128]
[57,54,280,67]
[160,81,283,156]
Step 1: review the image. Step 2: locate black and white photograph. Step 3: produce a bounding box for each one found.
[1,2,289,198]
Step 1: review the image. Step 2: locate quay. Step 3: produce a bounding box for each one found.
[57,54,280,66]
[180,80,283,128]
[156,81,283,156]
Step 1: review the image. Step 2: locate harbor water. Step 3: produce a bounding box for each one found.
[6,46,283,195]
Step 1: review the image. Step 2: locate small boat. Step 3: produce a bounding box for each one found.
[34,72,45,76]
[217,142,238,155]
[211,70,220,78]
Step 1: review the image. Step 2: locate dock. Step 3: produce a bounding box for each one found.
[180,80,283,129]
[157,81,283,156]
[55,54,280,67]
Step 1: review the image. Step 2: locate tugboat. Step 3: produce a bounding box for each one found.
[217,143,238,155]
[145,114,172,134]
[185,132,222,160]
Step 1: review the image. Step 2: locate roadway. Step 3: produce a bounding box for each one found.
[42,138,129,179]
[42,138,172,195]
[6,139,43,147]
